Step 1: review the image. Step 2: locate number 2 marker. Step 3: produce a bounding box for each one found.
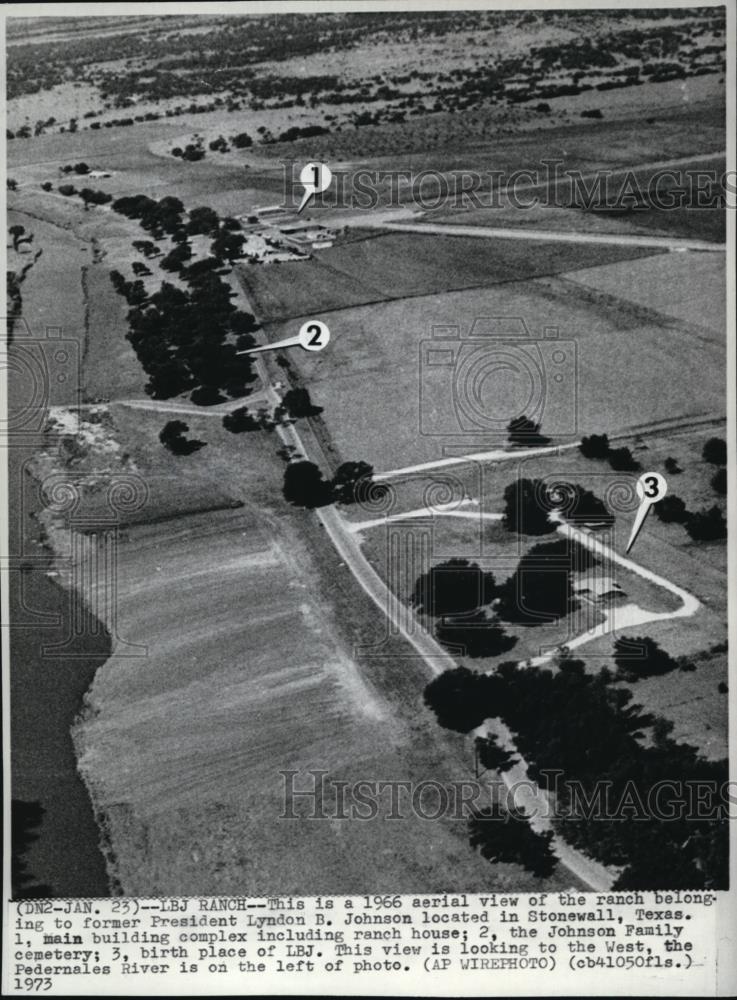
[235,320,331,356]
[626,472,667,554]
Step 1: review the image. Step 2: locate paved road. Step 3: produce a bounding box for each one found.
[353,218,726,253]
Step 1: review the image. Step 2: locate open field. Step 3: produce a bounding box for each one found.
[256,246,724,471]
[565,250,727,334]
[239,229,659,320]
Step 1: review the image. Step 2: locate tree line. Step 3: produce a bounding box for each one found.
[424,657,727,889]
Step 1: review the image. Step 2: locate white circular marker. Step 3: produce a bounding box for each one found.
[298,320,330,352]
[636,471,667,504]
[627,472,668,554]
[298,162,332,212]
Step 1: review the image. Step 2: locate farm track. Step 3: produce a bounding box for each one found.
[373,412,726,481]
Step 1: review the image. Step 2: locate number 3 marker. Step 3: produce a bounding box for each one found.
[626,472,667,554]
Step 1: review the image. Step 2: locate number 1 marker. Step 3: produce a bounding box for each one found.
[297,162,332,214]
[626,472,667,554]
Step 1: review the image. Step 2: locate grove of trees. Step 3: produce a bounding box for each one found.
[108,196,260,405]
[502,477,613,535]
[423,656,728,889]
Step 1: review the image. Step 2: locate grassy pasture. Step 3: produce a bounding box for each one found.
[565,250,726,335]
[240,229,660,321]
[256,248,724,472]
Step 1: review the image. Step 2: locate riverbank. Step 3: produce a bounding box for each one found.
[9,446,111,897]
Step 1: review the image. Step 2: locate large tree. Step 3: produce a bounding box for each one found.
[423,666,492,733]
[332,460,374,504]
[702,437,727,465]
[613,636,678,682]
[496,540,579,625]
[283,461,333,509]
[412,558,495,617]
[282,387,323,419]
[502,478,557,535]
[435,611,517,659]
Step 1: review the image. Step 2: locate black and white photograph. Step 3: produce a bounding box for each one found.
[2,1,735,995]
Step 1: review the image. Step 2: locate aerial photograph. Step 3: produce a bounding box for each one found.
[6,5,729,899]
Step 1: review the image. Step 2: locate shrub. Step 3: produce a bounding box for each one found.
[159,420,205,455]
[654,495,688,524]
[613,636,678,681]
[703,437,727,465]
[222,407,260,432]
[507,415,551,447]
[579,433,609,459]
[711,467,727,496]
[608,446,641,472]
[685,506,726,541]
